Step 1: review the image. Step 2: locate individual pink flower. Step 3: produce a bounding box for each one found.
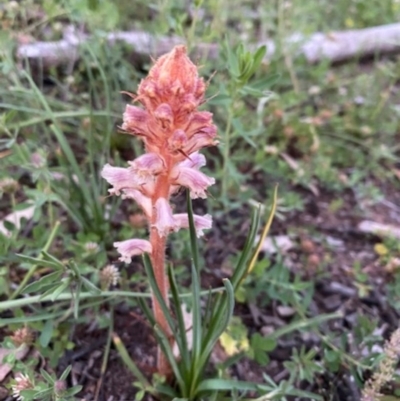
[170,165,215,199]
[153,197,177,237]
[129,153,165,184]
[184,127,219,154]
[114,239,152,262]
[154,103,174,129]
[173,213,212,237]
[184,111,214,137]
[167,129,188,153]
[122,105,148,135]
[101,164,138,195]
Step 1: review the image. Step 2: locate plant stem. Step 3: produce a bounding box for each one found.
[277,0,300,95]
[149,227,172,375]
[150,175,173,376]
[95,307,114,400]
[1,288,225,311]
[10,220,61,300]
[222,108,233,198]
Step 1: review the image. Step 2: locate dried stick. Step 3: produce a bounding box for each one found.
[16,23,400,69]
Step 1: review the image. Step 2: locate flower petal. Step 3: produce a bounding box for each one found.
[154,103,173,129]
[122,105,149,135]
[178,152,206,169]
[122,189,152,217]
[183,126,218,154]
[129,153,165,184]
[153,197,176,237]
[114,239,152,263]
[184,111,214,137]
[171,165,215,199]
[173,213,212,237]
[101,164,137,195]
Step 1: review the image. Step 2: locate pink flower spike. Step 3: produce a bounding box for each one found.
[114,239,152,263]
[122,189,152,217]
[153,198,177,237]
[171,165,215,199]
[129,153,165,184]
[101,164,137,195]
[179,152,206,170]
[173,213,212,237]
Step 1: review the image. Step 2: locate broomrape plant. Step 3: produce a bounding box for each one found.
[102,45,278,399]
[102,45,217,374]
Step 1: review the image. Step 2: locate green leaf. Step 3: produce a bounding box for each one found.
[39,320,53,347]
[0,311,64,326]
[59,365,72,381]
[190,263,202,386]
[137,298,156,327]
[22,271,63,294]
[16,253,63,271]
[142,255,177,335]
[65,385,83,396]
[197,378,259,392]
[199,279,235,370]
[246,186,278,277]
[186,190,200,273]
[19,390,38,399]
[266,312,343,340]
[48,279,71,301]
[42,251,64,269]
[252,45,267,70]
[251,333,277,352]
[168,266,190,370]
[225,38,240,77]
[154,383,178,398]
[81,277,101,294]
[112,333,151,389]
[230,207,261,289]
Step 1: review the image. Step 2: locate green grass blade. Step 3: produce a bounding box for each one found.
[230,207,261,289]
[246,185,278,277]
[168,266,190,372]
[137,298,156,327]
[142,254,181,347]
[197,378,258,392]
[265,312,343,341]
[198,279,235,375]
[112,332,152,390]
[189,262,202,394]
[186,190,200,273]
[15,254,63,270]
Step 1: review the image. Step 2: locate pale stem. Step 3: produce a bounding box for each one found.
[150,173,173,376]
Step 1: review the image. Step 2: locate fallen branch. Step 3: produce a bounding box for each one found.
[16,23,400,68]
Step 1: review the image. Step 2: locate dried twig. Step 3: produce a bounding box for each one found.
[16,23,400,68]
